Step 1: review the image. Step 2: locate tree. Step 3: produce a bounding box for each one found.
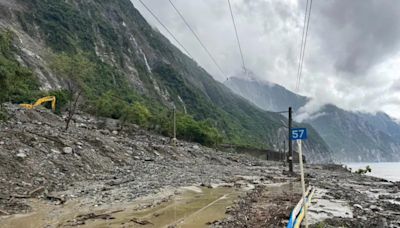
[0,31,10,104]
[51,52,94,130]
[120,102,151,128]
[355,165,372,175]
[174,113,222,146]
[0,67,8,104]
[94,91,126,120]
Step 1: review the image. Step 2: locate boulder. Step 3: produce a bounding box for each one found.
[51,149,61,154]
[369,205,381,212]
[16,150,27,158]
[63,147,73,154]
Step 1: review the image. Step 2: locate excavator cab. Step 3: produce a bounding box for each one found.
[20,96,56,112]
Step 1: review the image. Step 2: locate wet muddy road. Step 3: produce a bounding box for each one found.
[2,186,241,228]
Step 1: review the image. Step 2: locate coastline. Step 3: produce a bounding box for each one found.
[345,162,400,182]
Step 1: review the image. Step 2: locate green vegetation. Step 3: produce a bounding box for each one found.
[94,91,126,119]
[355,165,372,175]
[43,89,70,114]
[124,103,151,126]
[93,91,221,146]
[51,52,95,130]
[0,30,73,114]
[20,0,95,53]
[152,63,285,148]
[0,30,40,104]
[51,52,94,91]
[176,114,222,146]
[0,107,8,122]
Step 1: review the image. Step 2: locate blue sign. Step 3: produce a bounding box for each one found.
[290,128,307,140]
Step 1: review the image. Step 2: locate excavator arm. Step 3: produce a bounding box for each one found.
[20,96,56,112]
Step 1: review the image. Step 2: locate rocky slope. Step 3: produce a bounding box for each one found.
[0,0,331,160]
[225,76,400,162]
[0,104,268,214]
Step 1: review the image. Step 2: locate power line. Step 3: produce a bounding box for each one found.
[227,0,246,73]
[295,0,309,90]
[298,0,313,89]
[168,0,226,77]
[136,0,193,59]
[296,0,313,91]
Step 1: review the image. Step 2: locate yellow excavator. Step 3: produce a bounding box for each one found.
[20,96,56,112]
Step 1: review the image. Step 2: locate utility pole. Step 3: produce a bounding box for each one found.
[288,107,293,173]
[283,139,286,167]
[172,107,177,147]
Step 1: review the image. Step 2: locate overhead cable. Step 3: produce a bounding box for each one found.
[296,0,313,91]
[136,0,193,59]
[168,0,226,77]
[227,0,247,74]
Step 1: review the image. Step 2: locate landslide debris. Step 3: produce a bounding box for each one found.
[0,104,278,215]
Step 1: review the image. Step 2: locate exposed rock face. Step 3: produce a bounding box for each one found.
[225,76,400,162]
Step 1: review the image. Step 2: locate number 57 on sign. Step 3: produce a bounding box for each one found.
[290,128,307,141]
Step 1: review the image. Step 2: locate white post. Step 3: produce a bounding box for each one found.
[297,139,308,228]
[173,108,176,140]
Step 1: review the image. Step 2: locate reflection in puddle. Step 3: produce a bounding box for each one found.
[1,186,240,228]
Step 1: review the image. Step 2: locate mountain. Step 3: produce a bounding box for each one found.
[224,75,308,111]
[225,76,400,162]
[0,0,331,162]
[308,105,400,162]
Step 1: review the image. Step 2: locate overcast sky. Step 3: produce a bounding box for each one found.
[131,0,400,120]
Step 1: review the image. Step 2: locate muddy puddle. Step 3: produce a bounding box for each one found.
[0,186,241,228]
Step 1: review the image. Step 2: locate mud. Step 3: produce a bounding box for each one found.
[2,186,241,228]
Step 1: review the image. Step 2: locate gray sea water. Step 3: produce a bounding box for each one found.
[346,162,400,182]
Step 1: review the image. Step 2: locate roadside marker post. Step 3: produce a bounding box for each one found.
[290,128,308,228]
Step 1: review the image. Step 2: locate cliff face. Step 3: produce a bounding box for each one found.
[308,105,400,162]
[0,0,331,162]
[225,77,400,162]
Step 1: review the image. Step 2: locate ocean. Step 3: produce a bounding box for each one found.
[346,162,400,182]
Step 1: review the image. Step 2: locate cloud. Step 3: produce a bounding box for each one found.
[314,0,400,75]
[132,0,400,119]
